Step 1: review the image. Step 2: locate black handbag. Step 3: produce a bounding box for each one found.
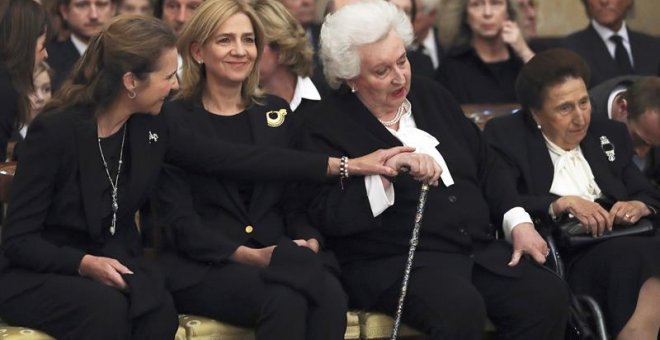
[557,217,655,248]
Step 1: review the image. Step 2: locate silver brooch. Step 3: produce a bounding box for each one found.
[600,136,615,162]
[148,131,159,144]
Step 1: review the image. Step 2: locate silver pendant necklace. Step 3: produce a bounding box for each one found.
[97,124,127,236]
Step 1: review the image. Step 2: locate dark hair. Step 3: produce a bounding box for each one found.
[516,48,590,112]
[45,15,176,113]
[58,0,117,7]
[153,0,164,18]
[625,77,660,122]
[455,0,517,47]
[0,0,49,129]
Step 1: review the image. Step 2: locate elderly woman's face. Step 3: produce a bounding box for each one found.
[533,77,591,150]
[349,29,411,117]
[466,0,508,40]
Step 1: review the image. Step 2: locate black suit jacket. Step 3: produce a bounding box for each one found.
[562,25,660,88]
[0,66,18,161]
[45,38,82,91]
[483,111,660,225]
[589,75,641,121]
[298,77,530,309]
[0,105,328,302]
[154,96,333,291]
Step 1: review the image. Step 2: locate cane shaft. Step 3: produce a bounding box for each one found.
[391,184,430,340]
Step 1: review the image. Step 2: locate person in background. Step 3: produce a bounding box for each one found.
[255,0,324,114]
[117,0,153,15]
[299,1,569,339]
[514,0,535,40]
[562,0,660,88]
[590,76,660,187]
[7,62,54,161]
[389,0,435,77]
[484,48,660,340]
[409,0,444,71]
[0,0,49,161]
[47,0,116,90]
[435,0,534,104]
[155,0,202,36]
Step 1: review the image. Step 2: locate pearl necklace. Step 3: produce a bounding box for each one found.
[378,99,411,127]
[97,124,127,236]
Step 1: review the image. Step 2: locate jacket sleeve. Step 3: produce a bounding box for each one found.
[161,107,329,183]
[1,116,86,274]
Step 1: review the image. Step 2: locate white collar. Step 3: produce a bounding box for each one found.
[70,34,89,56]
[290,76,321,111]
[543,134,580,157]
[591,19,630,43]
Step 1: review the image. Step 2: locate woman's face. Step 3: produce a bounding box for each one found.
[532,76,591,150]
[34,32,48,67]
[466,0,508,41]
[29,70,52,116]
[133,47,179,115]
[258,43,279,84]
[350,29,411,117]
[193,13,257,89]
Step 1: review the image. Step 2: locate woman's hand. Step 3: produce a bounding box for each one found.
[78,255,133,290]
[328,146,416,177]
[509,223,549,266]
[502,20,534,62]
[230,245,276,268]
[552,196,613,237]
[384,152,442,186]
[609,200,651,225]
[293,238,320,253]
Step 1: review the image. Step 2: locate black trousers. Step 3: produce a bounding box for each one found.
[173,262,348,340]
[0,274,178,340]
[371,261,570,340]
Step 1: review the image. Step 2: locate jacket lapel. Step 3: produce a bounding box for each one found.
[524,123,555,195]
[580,132,627,201]
[75,112,105,239]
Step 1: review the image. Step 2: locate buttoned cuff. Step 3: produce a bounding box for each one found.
[502,207,533,243]
[365,175,395,217]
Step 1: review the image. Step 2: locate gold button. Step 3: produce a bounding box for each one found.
[245,225,254,234]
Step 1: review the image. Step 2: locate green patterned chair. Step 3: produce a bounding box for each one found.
[177,312,361,340]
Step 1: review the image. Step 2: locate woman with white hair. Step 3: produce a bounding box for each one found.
[297,1,570,338]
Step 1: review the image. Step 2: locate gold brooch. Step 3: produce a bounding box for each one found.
[266,109,287,127]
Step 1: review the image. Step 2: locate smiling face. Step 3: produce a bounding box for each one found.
[349,29,411,118]
[466,0,508,41]
[132,47,179,115]
[533,77,591,150]
[192,13,257,89]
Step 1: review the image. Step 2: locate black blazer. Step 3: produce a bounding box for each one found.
[0,66,18,161]
[0,105,328,302]
[562,25,660,88]
[154,96,330,291]
[589,75,641,121]
[45,38,81,91]
[483,111,660,225]
[298,77,530,308]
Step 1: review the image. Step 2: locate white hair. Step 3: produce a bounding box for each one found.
[418,0,441,13]
[320,0,414,89]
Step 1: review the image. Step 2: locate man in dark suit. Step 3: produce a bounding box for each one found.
[48,0,116,90]
[590,76,660,188]
[562,0,660,88]
[409,0,444,72]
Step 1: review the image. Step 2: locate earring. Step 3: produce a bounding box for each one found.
[197,59,204,65]
[128,90,137,99]
[537,123,542,130]
[351,86,357,93]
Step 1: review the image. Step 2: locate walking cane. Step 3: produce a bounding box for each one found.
[391,183,430,340]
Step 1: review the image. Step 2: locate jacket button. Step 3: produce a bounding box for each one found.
[245,225,254,234]
[448,195,457,203]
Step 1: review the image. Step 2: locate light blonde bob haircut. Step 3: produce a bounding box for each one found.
[252,0,313,78]
[176,0,265,106]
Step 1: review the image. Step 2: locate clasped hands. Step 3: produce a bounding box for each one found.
[343,147,442,186]
[552,196,651,237]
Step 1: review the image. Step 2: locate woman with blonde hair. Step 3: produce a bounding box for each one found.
[254,0,322,113]
[156,0,429,339]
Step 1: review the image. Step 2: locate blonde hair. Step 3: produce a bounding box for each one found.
[253,0,313,78]
[177,0,265,106]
